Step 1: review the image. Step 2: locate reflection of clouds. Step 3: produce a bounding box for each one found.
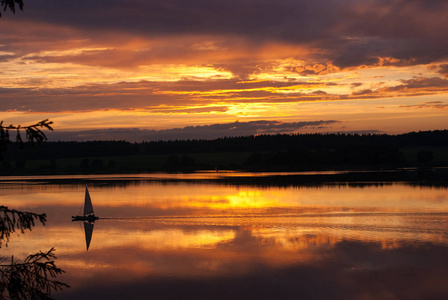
[3,179,448,299]
[58,226,331,283]
[58,233,448,299]
[96,228,236,251]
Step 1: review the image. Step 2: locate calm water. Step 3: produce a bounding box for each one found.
[1,172,448,299]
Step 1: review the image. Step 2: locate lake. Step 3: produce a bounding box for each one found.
[1,171,448,299]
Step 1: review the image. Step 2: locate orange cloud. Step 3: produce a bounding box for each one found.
[1,0,448,135]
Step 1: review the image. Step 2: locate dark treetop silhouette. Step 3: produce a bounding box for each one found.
[0,119,53,165]
[0,0,23,17]
[0,119,53,147]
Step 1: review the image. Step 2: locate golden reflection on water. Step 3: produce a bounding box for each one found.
[1,180,448,213]
[1,179,448,251]
[1,175,448,298]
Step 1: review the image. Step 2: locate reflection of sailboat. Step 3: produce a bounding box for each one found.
[84,221,94,250]
[72,187,99,222]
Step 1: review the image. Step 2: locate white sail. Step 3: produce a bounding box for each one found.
[84,187,94,216]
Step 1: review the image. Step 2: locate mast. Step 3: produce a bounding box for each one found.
[84,187,94,216]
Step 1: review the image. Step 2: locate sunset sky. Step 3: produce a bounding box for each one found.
[1,0,448,141]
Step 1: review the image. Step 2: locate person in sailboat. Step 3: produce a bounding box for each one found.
[72,187,99,222]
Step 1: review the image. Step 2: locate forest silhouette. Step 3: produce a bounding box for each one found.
[1,130,447,174]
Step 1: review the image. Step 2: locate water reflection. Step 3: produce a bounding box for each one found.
[0,174,447,299]
[57,225,448,299]
[83,222,94,251]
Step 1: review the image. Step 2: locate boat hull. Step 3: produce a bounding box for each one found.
[72,215,99,222]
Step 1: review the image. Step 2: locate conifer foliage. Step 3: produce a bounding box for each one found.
[0,207,69,299]
[0,0,23,17]
[0,248,69,300]
[0,119,53,163]
[0,206,46,247]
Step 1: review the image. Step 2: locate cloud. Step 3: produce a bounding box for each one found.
[152,106,229,114]
[290,63,341,77]
[351,83,363,88]
[351,89,375,96]
[330,130,384,135]
[0,79,343,112]
[47,120,341,142]
[1,73,446,114]
[398,101,448,110]
[8,0,448,70]
[325,0,448,68]
[0,55,15,63]
[438,64,448,78]
[385,77,448,93]
[1,0,448,136]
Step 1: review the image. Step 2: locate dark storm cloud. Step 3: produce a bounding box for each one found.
[47,120,340,142]
[13,0,448,69]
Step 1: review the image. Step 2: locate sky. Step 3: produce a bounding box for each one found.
[1,0,448,141]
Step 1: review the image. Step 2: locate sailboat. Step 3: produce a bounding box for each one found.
[72,187,99,222]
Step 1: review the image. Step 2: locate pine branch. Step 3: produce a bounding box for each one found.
[0,206,46,247]
[0,0,24,17]
[0,248,70,299]
[0,119,53,153]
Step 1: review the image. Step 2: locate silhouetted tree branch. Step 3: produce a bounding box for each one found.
[0,0,23,17]
[0,119,53,147]
[0,206,46,248]
[0,119,53,164]
[0,208,67,299]
[0,248,69,299]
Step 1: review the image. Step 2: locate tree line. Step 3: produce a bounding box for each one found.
[2,130,448,161]
[0,129,445,174]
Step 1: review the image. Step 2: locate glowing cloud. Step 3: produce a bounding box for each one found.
[1,0,447,136]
